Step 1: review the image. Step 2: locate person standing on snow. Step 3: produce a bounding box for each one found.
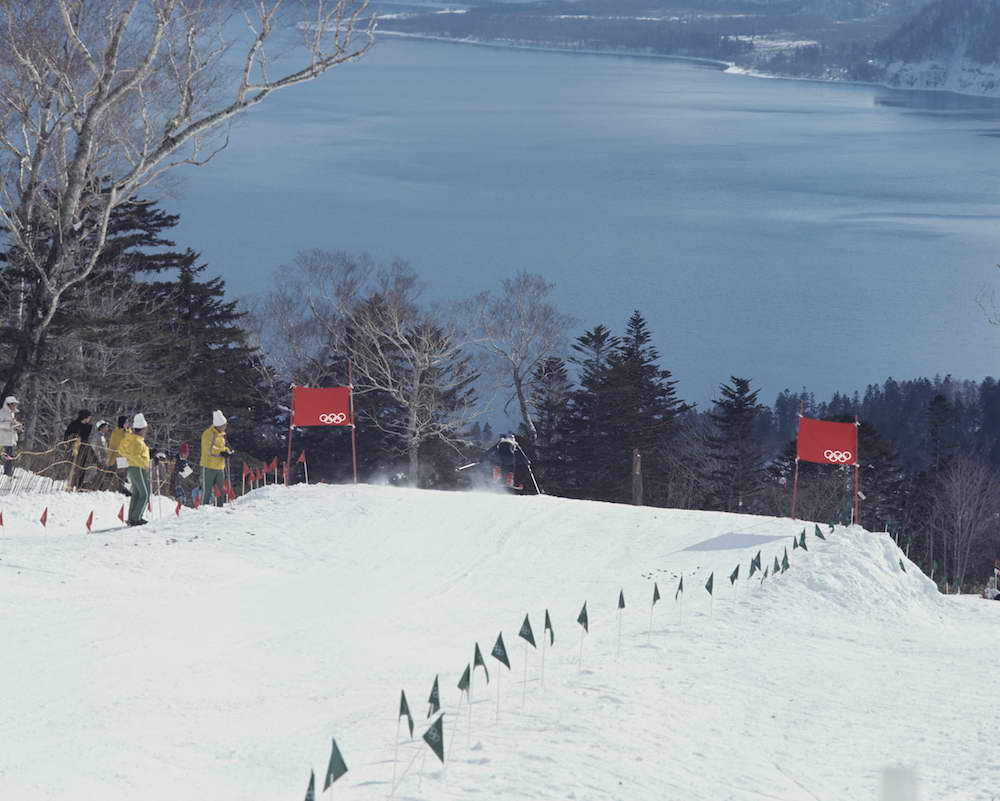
[483,432,531,491]
[118,413,152,526]
[0,396,22,478]
[106,415,131,496]
[200,410,233,507]
[63,409,94,490]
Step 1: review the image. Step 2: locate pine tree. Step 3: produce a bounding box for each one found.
[528,356,572,491]
[705,377,765,513]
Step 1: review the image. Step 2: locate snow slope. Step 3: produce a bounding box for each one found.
[1,484,997,800]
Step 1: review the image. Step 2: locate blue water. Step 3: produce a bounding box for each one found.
[172,37,1000,404]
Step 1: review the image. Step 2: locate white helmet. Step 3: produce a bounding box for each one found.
[132,413,148,430]
[3,396,17,406]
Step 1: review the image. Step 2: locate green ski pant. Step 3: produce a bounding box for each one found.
[202,466,226,507]
[127,466,150,524]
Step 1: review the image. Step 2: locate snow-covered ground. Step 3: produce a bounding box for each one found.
[1,484,997,800]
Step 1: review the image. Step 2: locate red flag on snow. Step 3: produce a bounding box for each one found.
[175,500,182,517]
[86,510,94,532]
[223,481,236,501]
[118,504,125,523]
[268,456,279,473]
[39,507,48,527]
[0,510,4,527]
[297,450,307,464]
[796,417,858,466]
[242,463,251,479]
[193,495,201,510]
[212,485,221,498]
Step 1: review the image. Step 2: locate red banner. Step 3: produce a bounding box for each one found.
[292,386,352,427]
[797,417,858,465]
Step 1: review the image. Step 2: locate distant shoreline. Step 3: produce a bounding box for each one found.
[375,30,1000,101]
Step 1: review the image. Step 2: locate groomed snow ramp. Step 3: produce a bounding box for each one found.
[1,483,996,801]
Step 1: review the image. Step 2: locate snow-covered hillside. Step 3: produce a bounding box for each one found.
[1,484,997,800]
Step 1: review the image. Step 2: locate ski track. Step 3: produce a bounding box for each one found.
[0,484,997,800]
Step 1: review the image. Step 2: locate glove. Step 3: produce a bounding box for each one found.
[221,449,234,457]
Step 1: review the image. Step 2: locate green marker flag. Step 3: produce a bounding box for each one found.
[618,589,626,610]
[799,530,808,550]
[773,556,781,574]
[652,582,661,605]
[814,523,826,541]
[675,575,684,600]
[473,642,490,685]
[705,572,714,595]
[899,558,906,573]
[519,614,536,648]
[544,609,555,645]
[427,675,440,717]
[322,738,348,791]
[423,713,445,764]
[458,664,471,692]
[491,632,511,669]
[399,690,414,738]
[750,551,761,577]
[781,548,790,573]
[762,565,769,580]
[828,523,835,534]
[577,602,589,633]
[729,564,740,585]
[792,535,799,550]
[304,770,316,801]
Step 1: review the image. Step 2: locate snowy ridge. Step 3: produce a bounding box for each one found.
[2,483,996,800]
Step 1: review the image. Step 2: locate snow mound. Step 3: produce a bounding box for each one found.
[5,482,995,801]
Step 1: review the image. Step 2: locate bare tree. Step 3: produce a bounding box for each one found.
[0,0,375,399]
[926,456,1000,590]
[463,273,573,443]
[255,250,482,485]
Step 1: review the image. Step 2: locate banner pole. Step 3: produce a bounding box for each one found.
[853,415,861,526]
[389,715,401,797]
[522,643,528,708]
[348,359,358,484]
[285,386,295,487]
[790,457,800,520]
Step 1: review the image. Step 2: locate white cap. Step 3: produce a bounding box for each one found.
[132,413,148,430]
[95,419,108,429]
[212,409,227,426]
[3,396,17,406]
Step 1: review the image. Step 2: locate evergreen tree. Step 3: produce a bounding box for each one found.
[527,356,572,491]
[705,377,765,513]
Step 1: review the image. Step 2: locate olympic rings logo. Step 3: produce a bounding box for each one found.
[823,449,853,463]
[319,412,347,425]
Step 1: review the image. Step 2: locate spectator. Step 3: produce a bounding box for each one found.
[0,396,22,478]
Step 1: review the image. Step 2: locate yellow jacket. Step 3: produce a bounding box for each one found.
[107,427,127,466]
[117,432,150,469]
[200,426,228,470]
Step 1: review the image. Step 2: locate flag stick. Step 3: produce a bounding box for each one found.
[647,602,654,644]
[710,593,714,620]
[496,667,502,722]
[467,677,473,748]
[616,609,622,660]
[679,592,684,625]
[389,715,402,798]
[447,696,463,771]
[522,642,528,708]
[578,628,584,672]
[390,747,422,797]
[417,748,427,792]
[541,635,547,687]
[304,460,310,485]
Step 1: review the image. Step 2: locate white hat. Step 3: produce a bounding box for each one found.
[95,419,108,429]
[3,396,17,406]
[212,410,227,426]
[132,413,148,430]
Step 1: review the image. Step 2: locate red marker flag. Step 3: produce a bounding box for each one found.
[212,485,221,498]
[39,507,48,527]
[118,504,125,522]
[796,417,858,466]
[297,450,307,464]
[268,456,279,472]
[242,463,251,479]
[0,510,4,527]
[175,500,182,517]
[86,511,94,532]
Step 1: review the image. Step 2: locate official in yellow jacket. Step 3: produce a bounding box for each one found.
[200,410,231,507]
[118,413,151,526]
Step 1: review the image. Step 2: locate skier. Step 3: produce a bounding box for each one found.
[200,410,233,507]
[0,396,22,478]
[117,413,152,526]
[170,442,193,504]
[483,432,533,493]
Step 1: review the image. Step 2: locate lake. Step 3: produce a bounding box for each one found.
[172,37,1000,404]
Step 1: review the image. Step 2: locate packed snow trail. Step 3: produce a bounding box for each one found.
[0,484,997,800]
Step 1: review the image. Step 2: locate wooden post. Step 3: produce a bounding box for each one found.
[285,386,295,487]
[631,448,643,506]
[348,359,358,484]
